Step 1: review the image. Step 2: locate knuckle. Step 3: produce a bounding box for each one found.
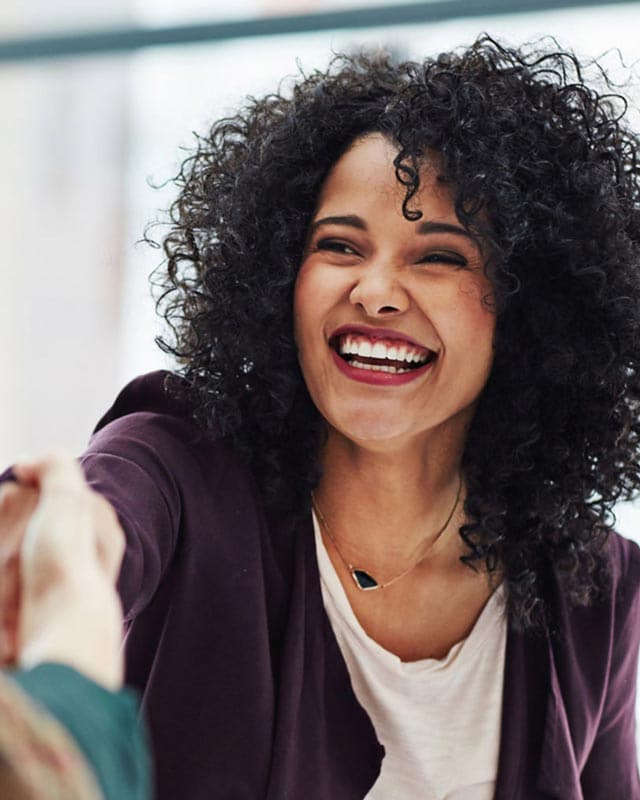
[0,484,18,510]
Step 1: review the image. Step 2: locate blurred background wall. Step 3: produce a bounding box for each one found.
[1,0,639,530]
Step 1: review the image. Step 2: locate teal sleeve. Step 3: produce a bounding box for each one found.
[10,663,152,800]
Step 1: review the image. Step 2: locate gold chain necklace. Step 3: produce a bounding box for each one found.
[311,473,463,592]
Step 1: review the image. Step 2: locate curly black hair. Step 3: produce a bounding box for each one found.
[154,35,640,631]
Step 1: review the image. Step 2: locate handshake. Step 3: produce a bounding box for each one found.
[0,453,126,688]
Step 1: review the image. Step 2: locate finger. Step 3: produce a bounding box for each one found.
[0,481,21,508]
[0,553,20,665]
[0,481,17,502]
[0,485,38,562]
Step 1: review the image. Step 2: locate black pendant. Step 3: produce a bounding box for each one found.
[351,569,379,591]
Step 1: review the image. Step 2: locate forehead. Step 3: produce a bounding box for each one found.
[314,133,456,222]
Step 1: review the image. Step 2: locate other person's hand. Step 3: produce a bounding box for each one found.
[0,481,37,667]
[0,453,126,689]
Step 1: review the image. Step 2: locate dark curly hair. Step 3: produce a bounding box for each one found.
[154,35,640,630]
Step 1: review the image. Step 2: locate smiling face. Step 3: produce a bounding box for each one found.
[293,133,495,452]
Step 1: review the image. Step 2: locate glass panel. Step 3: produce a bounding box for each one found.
[1,0,132,37]
[133,0,435,27]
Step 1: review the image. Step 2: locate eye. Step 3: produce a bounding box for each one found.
[315,238,360,256]
[418,251,468,268]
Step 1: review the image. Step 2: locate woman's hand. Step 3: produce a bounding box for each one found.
[0,453,126,689]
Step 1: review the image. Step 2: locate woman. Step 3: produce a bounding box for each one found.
[6,35,640,798]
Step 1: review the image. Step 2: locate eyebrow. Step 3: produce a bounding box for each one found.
[309,214,474,241]
[417,220,474,240]
[309,215,367,235]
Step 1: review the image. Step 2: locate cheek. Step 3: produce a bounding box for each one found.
[293,263,345,342]
[293,268,316,349]
[293,265,331,370]
[292,270,335,414]
[432,281,496,380]
[455,277,495,343]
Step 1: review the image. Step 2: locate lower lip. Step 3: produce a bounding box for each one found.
[330,349,435,386]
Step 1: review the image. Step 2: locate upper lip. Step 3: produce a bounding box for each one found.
[329,324,435,352]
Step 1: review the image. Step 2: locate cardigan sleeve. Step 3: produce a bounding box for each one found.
[78,372,214,622]
[80,408,195,622]
[580,536,640,796]
[80,419,175,622]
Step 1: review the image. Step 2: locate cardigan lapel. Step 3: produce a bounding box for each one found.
[536,632,583,799]
[265,511,384,800]
[494,621,542,798]
[494,614,583,799]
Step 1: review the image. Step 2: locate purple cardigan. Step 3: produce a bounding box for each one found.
[74,372,640,798]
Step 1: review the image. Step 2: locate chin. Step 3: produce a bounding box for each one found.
[330,409,415,448]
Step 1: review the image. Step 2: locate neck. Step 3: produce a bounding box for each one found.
[314,427,466,570]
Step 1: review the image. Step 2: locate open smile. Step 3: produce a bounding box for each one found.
[328,328,438,386]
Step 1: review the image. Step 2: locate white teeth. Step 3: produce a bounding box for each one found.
[350,360,412,374]
[338,335,429,365]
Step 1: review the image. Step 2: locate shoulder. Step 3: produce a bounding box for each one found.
[602,531,640,632]
[91,370,199,445]
[604,529,640,586]
[82,372,254,540]
[552,530,640,652]
[86,371,237,477]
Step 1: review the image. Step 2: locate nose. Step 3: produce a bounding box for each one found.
[348,263,409,317]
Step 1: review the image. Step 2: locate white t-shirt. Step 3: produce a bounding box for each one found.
[313,512,508,800]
